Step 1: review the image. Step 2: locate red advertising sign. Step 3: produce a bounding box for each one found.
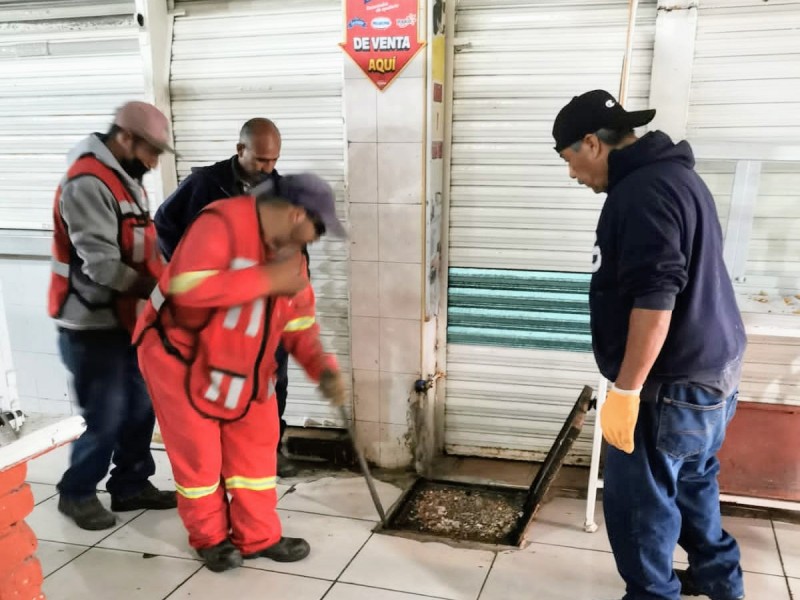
[341,0,425,91]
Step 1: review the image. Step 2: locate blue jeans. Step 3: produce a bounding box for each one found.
[604,384,743,600]
[57,328,156,500]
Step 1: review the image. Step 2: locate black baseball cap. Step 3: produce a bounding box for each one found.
[552,90,656,153]
[253,173,347,238]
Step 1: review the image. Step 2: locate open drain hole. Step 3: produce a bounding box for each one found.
[387,478,528,546]
[378,386,594,548]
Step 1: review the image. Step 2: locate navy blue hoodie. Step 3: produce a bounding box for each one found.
[590,131,746,391]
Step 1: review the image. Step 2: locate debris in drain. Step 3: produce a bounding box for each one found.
[393,483,526,544]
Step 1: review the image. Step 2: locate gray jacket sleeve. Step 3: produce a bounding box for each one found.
[59,176,140,292]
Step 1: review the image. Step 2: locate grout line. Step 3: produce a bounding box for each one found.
[239,564,334,583]
[277,506,380,524]
[475,552,498,600]
[334,532,374,582]
[161,564,206,600]
[319,580,337,600]
[328,581,453,600]
[41,544,92,580]
[772,519,795,599]
[82,544,200,564]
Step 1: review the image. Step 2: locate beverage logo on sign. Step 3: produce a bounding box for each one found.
[371,17,391,29]
[396,14,416,28]
[348,17,367,28]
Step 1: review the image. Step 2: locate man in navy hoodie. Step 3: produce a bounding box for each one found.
[552,90,747,600]
[155,118,303,477]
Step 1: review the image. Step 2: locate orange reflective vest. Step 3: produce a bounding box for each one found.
[134,196,336,421]
[48,155,163,333]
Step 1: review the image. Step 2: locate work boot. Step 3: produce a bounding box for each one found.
[243,537,311,562]
[58,494,117,531]
[675,569,745,600]
[197,539,243,573]
[110,481,177,511]
[277,453,299,478]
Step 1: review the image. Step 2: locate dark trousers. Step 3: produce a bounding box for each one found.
[604,384,743,600]
[274,343,289,450]
[57,328,156,500]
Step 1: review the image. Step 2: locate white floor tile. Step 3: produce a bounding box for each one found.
[787,576,800,597]
[341,534,494,600]
[277,476,402,521]
[169,566,330,600]
[42,547,200,600]
[326,582,450,600]
[29,482,58,505]
[723,516,783,576]
[523,497,612,553]
[27,493,143,546]
[98,508,195,560]
[26,443,70,485]
[37,540,88,577]
[738,571,791,600]
[245,510,372,580]
[481,545,624,600]
[774,520,800,578]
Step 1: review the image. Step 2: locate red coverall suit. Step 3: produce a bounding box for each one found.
[133,196,337,554]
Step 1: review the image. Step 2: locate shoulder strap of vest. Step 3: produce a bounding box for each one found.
[66,154,129,202]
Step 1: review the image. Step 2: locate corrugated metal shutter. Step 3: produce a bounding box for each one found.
[444,0,658,461]
[689,0,800,406]
[171,0,350,427]
[0,2,155,230]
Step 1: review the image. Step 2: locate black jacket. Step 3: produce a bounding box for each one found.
[155,157,295,262]
[590,131,746,388]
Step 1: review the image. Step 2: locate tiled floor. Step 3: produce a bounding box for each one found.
[25,444,800,600]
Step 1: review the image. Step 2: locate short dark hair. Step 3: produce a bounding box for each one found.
[106,123,123,138]
[569,127,634,151]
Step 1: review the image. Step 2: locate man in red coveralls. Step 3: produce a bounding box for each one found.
[134,173,347,572]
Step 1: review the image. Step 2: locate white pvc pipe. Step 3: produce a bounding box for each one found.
[618,0,640,105]
[584,376,607,532]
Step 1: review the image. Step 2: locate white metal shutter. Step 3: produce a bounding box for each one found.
[444,0,657,461]
[171,0,350,427]
[0,2,153,230]
[689,0,800,406]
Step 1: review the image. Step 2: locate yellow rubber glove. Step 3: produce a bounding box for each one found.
[600,384,641,454]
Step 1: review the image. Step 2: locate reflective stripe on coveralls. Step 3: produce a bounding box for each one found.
[175,481,220,500]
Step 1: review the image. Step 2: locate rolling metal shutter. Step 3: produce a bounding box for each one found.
[444,0,658,461]
[689,0,800,406]
[171,0,350,426]
[0,1,149,230]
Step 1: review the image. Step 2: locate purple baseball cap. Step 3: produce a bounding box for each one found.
[254,173,347,238]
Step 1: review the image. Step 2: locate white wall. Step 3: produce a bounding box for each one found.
[0,258,73,416]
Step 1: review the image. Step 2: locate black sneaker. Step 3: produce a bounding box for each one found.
[277,453,299,478]
[676,569,745,600]
[243,537,311,562]
[197,539,243,573]
[110,481,177,512]
[58,494,117,531]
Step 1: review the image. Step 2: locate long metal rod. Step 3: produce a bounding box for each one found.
[338,405,387,525]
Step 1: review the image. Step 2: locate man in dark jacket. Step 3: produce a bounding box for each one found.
[553,90,746,600]
[155,118,301,477]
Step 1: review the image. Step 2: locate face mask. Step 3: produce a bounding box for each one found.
[119,158,149,181]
